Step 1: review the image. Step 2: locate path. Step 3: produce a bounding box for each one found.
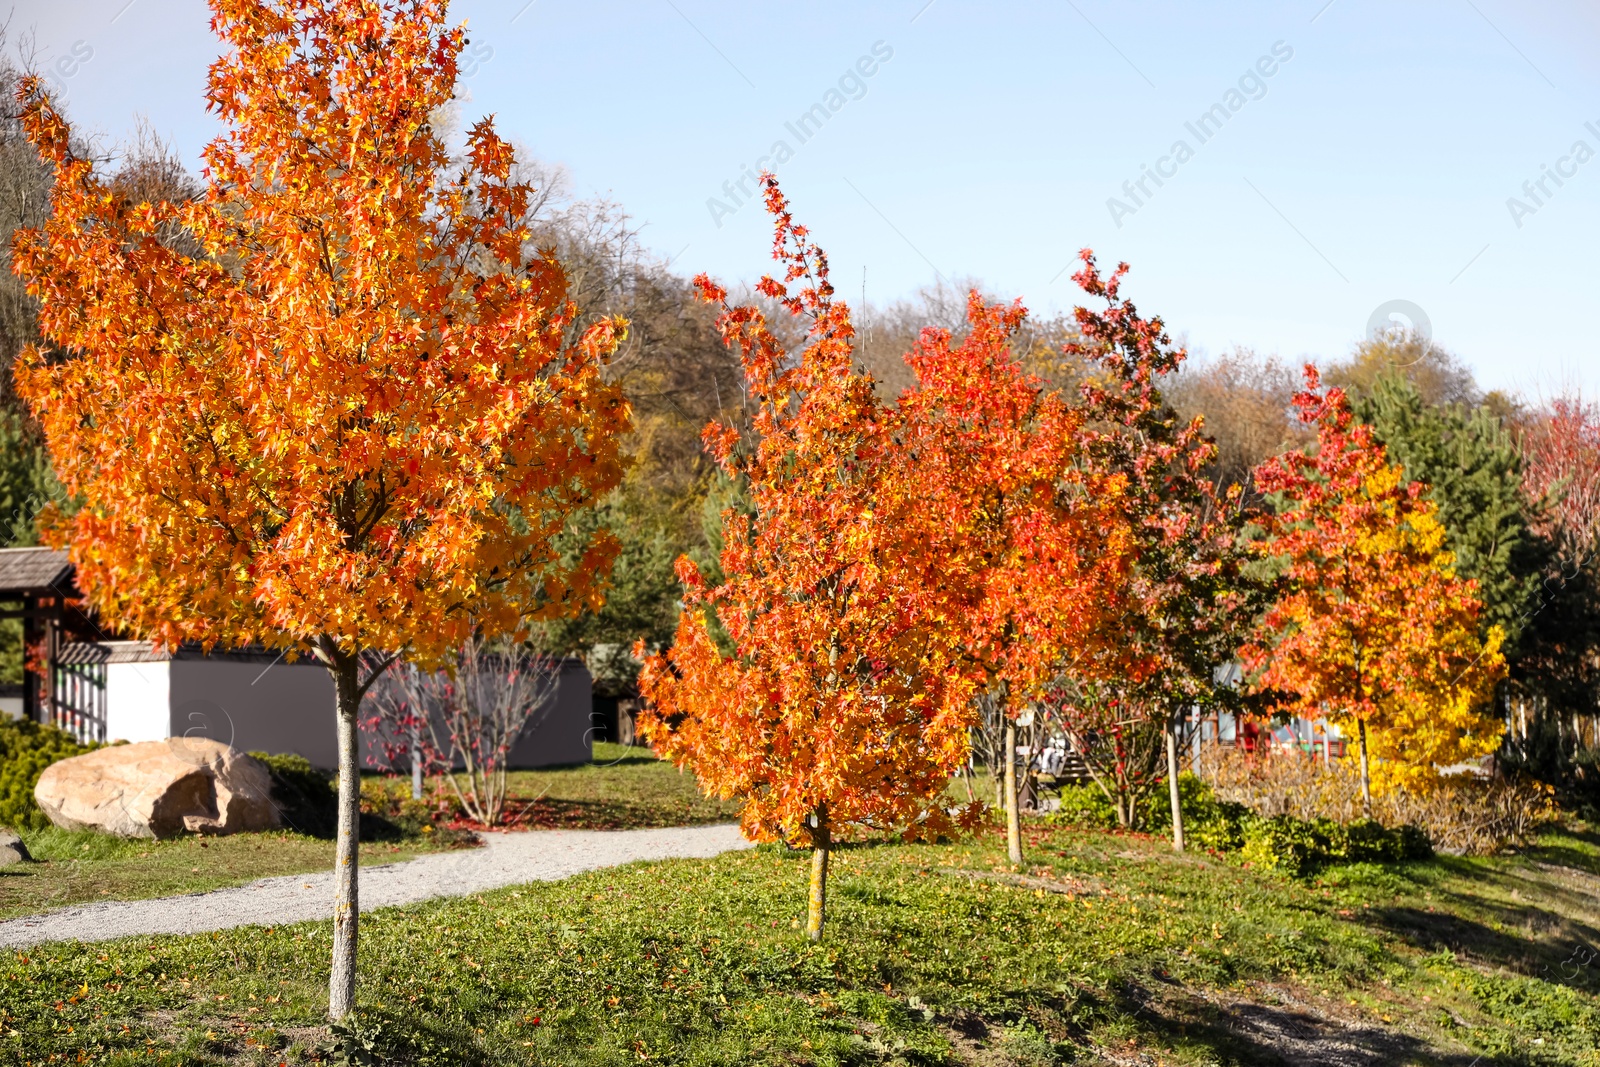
[0,823,752,949]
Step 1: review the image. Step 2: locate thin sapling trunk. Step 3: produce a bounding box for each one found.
[1165,708,1185,852]
[806,805,831,942]
[1357,717,1373,818]
[327,647,362,1021]
[1004,717,1023,866]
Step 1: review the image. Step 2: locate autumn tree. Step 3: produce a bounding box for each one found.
[13,0,627,1018]
[637,178,978,940]
[1509,390,1600,774]
[1245,369,1505,811]
[894,285,1130,866]
[1052,253,1268,848]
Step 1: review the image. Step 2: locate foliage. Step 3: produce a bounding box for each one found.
[1513,390,1600,770]
[1043,252,1269,831]
[535,480,684,696]
[0,718,91,831]
[1322,330,1483,411]
[363,640,562,827]
[1050,771,1214,833]
[1236,815,1432,878]
[1245,367,1507,797]
[1049,771,1433,876]
[896,287,1125,699]
[638,178,981,855]
[1166,347,1309,501]
[12,2,628,669]
[1355,372,1544,651]
[15,821,1600,1064]
[250,751,339,839]
[893,264,1131,861]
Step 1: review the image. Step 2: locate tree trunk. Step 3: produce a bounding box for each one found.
[409,726,423,801]
[806,805,830,942]
[328,649,362,1020]
[1165,710,1185,852]
[1004,717,1023,866]
[1357,717,1373,819]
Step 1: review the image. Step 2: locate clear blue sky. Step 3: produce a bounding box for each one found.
[16,0,1600,398]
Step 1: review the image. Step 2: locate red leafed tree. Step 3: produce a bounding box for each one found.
[636,178,980,941]
[1053,251,1266,846]
[1514,388,1600,744]
[1244,368,1505,813]
[12,0,627,1017]
[895,290,1132,865]
[1522,390,1600,565]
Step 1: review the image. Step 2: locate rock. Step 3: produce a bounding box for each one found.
[0,828,29,865]
[33,739,281,839]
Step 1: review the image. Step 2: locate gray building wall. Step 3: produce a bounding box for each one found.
[166,650,593,771]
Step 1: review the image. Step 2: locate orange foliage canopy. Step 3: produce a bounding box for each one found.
[895,284,1132,709]
[1244,368,1505,792]
[11,0,628,665]
[637,178,980,846]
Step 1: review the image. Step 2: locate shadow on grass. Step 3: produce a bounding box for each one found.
[1365,903,1600,994]
[1106,978,1517,1067]
[497,796,730,832]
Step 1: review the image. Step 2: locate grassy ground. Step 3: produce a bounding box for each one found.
[8,818,1600,1065]
[0,743,727,923]
[494,742,740,830]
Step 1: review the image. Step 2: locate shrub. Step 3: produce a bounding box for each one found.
[250,751,338,838]
[0,720,93,831]
[1187,798,1252,853]
[1049,772,1213,831]
[1047,783,1118,829]
[250,752,473,846]
[1240,814,1327,877]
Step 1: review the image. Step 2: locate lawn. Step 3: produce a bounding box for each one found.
[0,743,729,923]
[495,742,740,830]
[7,817,1599,1064]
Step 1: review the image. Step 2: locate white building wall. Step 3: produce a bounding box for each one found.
[105,660,172,743]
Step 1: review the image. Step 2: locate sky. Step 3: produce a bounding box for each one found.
[13,0,1600,399]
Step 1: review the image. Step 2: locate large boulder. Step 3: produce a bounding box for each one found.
[34,739,281,839]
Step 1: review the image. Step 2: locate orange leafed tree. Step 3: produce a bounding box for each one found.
[1244,368,1505,812]
[12,0,627,1017]
[637,178,979,940]
[894,288,1132,865]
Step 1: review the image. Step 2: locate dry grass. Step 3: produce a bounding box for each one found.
[1200,746,1559,854]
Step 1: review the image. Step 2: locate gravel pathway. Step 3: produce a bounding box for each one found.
[0,823,752,949]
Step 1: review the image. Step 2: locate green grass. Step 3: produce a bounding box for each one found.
[0,743,729,923]
[8,819,1600,1064]
[493,741,739,830]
